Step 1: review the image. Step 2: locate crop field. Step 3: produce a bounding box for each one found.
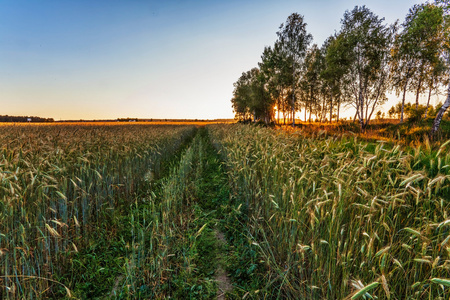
[1,123,450,299]
[0,123,198,298]
[209,124,450,299]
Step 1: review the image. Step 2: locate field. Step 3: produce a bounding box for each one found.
[1,122,450,299]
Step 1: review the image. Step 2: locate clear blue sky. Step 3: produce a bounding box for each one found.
[0,0,423,120]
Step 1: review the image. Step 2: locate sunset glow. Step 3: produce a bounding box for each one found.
[1,0,423,120]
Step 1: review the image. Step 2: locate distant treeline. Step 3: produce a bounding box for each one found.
[58,118,232,123]
[0,117,233,123]
[0,115,54,122]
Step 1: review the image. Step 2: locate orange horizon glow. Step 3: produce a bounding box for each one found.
[0,120,236,127]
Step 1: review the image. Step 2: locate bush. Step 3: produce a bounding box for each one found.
[406,105,427,124]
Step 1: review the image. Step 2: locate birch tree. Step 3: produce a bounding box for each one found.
[276,13,312,126]
[339,6,395,130]
[431,1,450,135]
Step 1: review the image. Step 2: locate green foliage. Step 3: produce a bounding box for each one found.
[391,3,445,96]
[300,44,325,121]
[339,6,395,128]
[231,67,274,124]
[406,105,428,123]
[67,241,126,298]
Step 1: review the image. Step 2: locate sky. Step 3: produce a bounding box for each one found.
[0,0,426,120]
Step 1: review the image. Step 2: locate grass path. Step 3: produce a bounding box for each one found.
[133,126,237,298]
[177,127,234,298]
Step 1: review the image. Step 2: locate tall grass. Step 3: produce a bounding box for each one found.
[117,128,226,298]
[209,124,450,299]
[0,123,196,298]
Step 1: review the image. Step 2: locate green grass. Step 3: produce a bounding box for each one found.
[141,127,233,299]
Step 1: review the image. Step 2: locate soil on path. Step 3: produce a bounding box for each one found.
[214,230,232,299]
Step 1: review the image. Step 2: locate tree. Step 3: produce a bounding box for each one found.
[276,13,312,126]
[339,6,395,130]
[231,68,274,124]
[390,3,447,125]
[231,70,254,121]
[408,4,445,112]
[425,58,447,118]
[259,42,294,124]
[321,34,352,122]
[376,110,382,120]
[259,46,279,122]
[300,44,323,122]
[391,3,445,123]
[388,106,395,118]
[431,1,450,135]
[391,15,417,122]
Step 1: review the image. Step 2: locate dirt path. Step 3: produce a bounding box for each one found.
[215,230,233,299]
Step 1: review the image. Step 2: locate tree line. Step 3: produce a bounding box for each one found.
[231,1,450,135]
[0,115,55,122]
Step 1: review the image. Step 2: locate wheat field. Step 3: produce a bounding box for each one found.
[209,124,450,299]
[1,122,449,299]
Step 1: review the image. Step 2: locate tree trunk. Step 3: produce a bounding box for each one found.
[329,92,333,123]
[365,95,369,126]
[337,99,340,122]
[425,86,432,118]
[304,105,307,122]
[321,96,326,123]
[277,107,280,125]
[277,93,281,125]
[292,61,296,127]
[309,100,312,122]
[431,80,450,135]
[323,98,326,122]
[358,91,364,130]
[400,79,408,123]
[292,106,295,127]
[415,77,422,110]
